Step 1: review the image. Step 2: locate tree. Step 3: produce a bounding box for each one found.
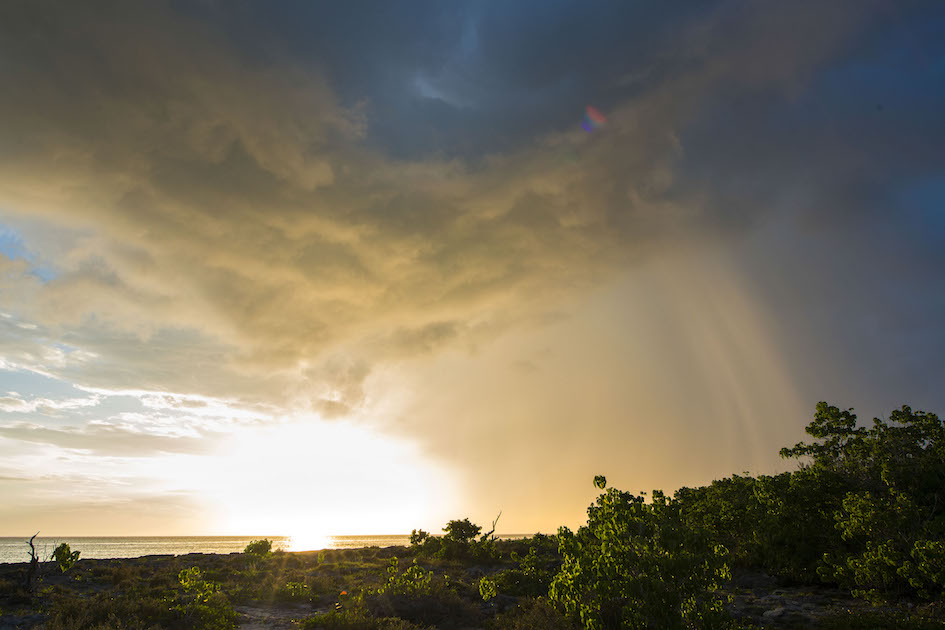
[442,519,481,544]
[550,477,730,630]
[781,403,945,601]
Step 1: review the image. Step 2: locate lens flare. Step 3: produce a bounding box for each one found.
[581,105,607,132]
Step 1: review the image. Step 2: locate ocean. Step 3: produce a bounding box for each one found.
[0,535,412,564]
[0,533,533,564]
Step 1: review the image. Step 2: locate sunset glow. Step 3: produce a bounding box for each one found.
[1,1,943,539]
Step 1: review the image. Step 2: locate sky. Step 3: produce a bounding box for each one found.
[1,0,944,538]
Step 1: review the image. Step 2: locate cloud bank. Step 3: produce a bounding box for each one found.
[1,0,943,533]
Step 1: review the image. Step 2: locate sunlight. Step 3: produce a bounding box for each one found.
[192,415,461,536]
[287,532,334,552]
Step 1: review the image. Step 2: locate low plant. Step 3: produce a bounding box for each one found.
[277,580,309,601]
[479,576,498,601]
[175,566,237,630]
[376,558,433,596]
[51,543,81,573]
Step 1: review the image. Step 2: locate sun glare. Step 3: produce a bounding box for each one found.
[192,415,461,536]
[287,532,334,552]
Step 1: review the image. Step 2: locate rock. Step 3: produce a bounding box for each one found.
[734,570,777,590]
[466,565,486,578]
[762,606,786,619]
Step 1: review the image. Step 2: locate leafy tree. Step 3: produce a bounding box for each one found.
[411,517,500,560]
[781,403,945,601]
[550,476,730,630]
[443,519,482,544]
[408,529,430,546]
[243,539,273,558]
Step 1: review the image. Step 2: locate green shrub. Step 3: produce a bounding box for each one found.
[376,558,433,596]
[672,402,945,603]
[277,581,309,601]
[787,404,945,601]
[174,566,237,630]
[409,518,498,561]
[243,539,273,558]
[479,576,498,601]
[51,543,81,573]
[550,477,731,630]
[492,542,560,597]
[409,530,430,546]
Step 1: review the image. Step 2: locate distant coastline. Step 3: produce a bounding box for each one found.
[0,534,533,564]
[0,535,374,564]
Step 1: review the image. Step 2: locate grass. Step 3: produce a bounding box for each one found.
[1,540,943,629]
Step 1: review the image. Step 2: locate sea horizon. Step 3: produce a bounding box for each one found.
[0,533,534,564]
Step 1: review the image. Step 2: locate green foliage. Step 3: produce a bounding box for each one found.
[487,543,560,598]
[672,401,945,603]
[409,529,430,546]
[479,576,498,601]
[175,566,237,630]
[376,558,433,596]
[675,469,841,582]
[788,403,945,601]
[243,539,273,557]
[51,543,81,573]
[278,581,309,601]
[12,400,945,630]
[410,518,498,561]
[550,477,731,630]
[443,519,481,544]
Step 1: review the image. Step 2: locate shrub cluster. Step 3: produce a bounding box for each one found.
[675,403,945,603]
[409,518,499,561]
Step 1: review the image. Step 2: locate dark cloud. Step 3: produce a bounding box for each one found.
[0,0,943,533]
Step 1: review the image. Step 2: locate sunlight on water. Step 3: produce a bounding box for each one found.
[286,532,333,552]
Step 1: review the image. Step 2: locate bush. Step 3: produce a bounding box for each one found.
[243,539,273,558]
[51,543,81,573]
[376,558,433,596]
[175,566,237,630]
[550,477,731,630]
[277,581,309,601]
[787,404,945,601]
[672,402,945,603]
[409,530,430,546]
[409,518,498,561]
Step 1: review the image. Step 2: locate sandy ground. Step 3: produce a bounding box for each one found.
[236,603,319,629]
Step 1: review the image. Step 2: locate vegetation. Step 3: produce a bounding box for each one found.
[674,403,945,604]
[0,402,942,629]
[551,477,731,629]
[50,543,80,573]
[242,539,273,558]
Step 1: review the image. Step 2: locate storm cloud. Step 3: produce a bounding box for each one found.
[1,0,943,534]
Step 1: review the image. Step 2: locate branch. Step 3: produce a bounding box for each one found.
[479,511,502,543]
